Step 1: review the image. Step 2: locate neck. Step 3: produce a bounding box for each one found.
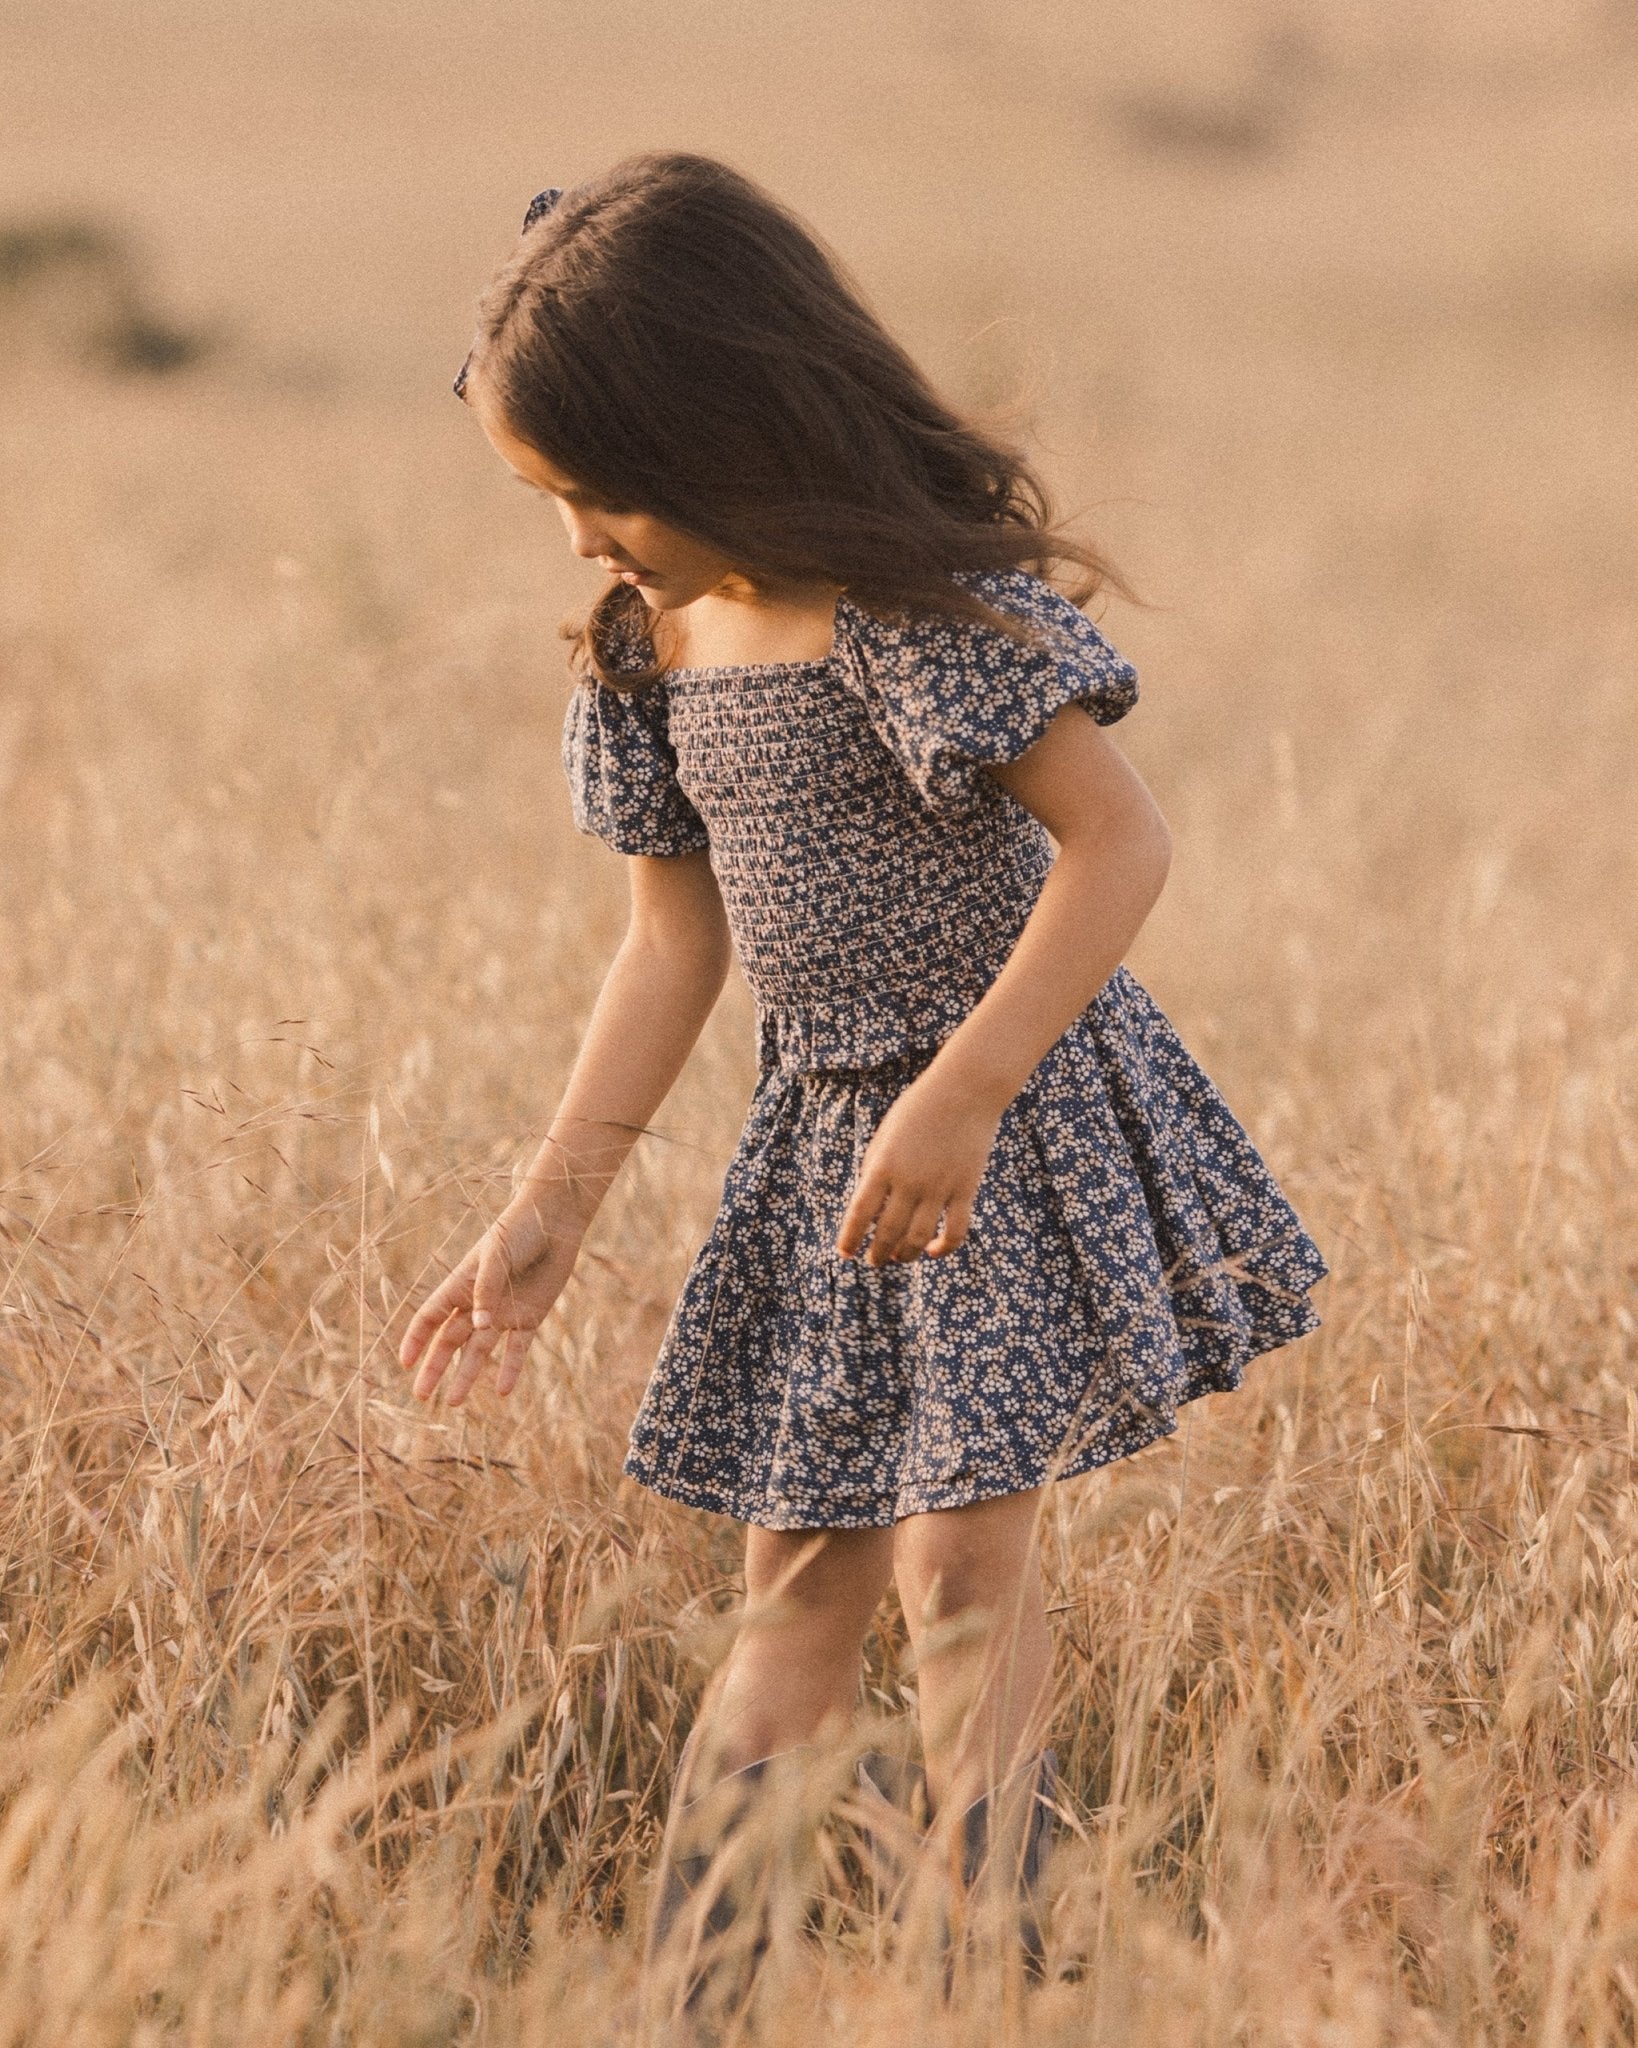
[658,578,843,670]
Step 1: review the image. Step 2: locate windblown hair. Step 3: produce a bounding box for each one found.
[465,152,1130,688]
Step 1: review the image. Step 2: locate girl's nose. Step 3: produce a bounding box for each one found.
[563,509,612,561]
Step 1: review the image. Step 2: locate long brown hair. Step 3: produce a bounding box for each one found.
[465,152,1129,688]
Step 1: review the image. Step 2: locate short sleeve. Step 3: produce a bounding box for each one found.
[560,678,711,856]
[842,568,1139,820]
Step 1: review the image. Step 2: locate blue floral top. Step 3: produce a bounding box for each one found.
[562,569,1139,1073]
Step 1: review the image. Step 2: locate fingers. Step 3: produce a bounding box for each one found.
[409,1311,536,1406]
[399,1211,551,1405]
[442,1321,502,1407]
[866,1188,937,1267]
[860,1187,909,1266]
[890,1195,949,1263]
[398,1268,472,1370]
[924,1193,974,1258]
[411,1307,474,1401]
[840,1180,969,1266]
[494,1328,532,1396]
[835,1168,889,1260]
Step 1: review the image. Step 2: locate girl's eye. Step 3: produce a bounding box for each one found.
[559,494,633,518]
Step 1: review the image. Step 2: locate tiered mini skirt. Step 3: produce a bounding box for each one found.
[622,966,1328,1530]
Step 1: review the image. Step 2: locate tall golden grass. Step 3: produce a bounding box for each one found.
[2,2,1635,2039]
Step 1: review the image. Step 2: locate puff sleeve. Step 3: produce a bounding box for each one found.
[561,677,711,856]
[841,569,1139,820]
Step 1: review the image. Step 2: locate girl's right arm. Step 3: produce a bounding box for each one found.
[397,849,731,1406]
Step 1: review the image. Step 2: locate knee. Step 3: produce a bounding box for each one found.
[893,1499,1042,1637]
[742,1526,893,1642]
[894,1529,998,1633]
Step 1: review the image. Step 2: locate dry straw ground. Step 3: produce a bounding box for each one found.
[1,2,1635,2041]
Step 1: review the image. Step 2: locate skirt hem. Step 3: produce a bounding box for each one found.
[621,1300,1322,1532]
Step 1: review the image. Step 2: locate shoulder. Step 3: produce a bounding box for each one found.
[954,568,1133,672]
[561,665,706,857]
[836,568,1137,715]
[568,606,675,728]
[564,668,678,759]
[574,586,670,695]
[954,565,1086,630]
[563,608,680,759]
[827,568,1139,815]
[839,567,1121,653]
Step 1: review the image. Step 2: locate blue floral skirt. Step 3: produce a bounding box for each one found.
[622,968,1328,1530]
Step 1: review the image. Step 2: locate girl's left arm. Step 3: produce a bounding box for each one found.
[836,706,1173,1265]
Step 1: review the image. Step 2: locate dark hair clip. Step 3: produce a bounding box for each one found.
[453,185,566,399]
[521,186,565,232]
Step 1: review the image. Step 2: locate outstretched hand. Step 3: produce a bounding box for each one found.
[835,1068,1002,1266]
[397,1198,584,1406]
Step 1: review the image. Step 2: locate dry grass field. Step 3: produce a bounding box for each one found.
[1,2,1635,2040]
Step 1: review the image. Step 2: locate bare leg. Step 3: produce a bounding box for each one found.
[690,1522,897,1784]
[643,1523,898,2032]
[892,1488,1054,1818]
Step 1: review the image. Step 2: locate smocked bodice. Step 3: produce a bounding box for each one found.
[561,570,1139,1074]
[664,654,1054,1069]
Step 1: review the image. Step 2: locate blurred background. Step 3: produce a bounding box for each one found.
[1,5,1635,2041]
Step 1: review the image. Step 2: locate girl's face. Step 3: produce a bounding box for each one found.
[468,371,741,612]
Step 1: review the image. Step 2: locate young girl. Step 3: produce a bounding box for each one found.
[400,152,1327,2014]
